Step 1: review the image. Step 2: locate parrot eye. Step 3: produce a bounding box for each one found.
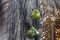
[35,11,37,13]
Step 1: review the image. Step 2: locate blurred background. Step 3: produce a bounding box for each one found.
[0,0,60,40]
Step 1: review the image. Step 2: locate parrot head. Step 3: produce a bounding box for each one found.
[31,9,40,19]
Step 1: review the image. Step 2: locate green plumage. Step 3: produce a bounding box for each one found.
[27,27,39,37]
[31,9,40,19]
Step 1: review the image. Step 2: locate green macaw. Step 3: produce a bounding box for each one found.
[27,27,39,37]
[31,9,40,19]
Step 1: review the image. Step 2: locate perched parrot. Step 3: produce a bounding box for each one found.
[27,27,39,37]
[31,9,40,19]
